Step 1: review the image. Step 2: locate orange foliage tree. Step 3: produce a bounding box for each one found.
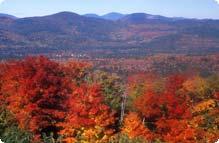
[58,84,115,143]
[121,112,155,141]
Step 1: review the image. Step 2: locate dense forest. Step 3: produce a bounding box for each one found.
[0,56,218,143]
[85,54,219,77]
[1,12,219,59]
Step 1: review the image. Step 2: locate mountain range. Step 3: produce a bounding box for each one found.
[0,12,219,59]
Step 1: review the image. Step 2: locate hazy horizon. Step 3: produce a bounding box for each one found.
[1,11,219,20]
[0,0,219,19]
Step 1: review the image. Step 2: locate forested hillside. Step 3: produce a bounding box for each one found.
[0,56,218,143]
[1,12,219,59]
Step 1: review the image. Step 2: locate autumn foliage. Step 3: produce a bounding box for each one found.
[0,56,218,143]
[58,84,115,143]
[0,57,74,140]
[121,112,155,141]
[125,73,219,143]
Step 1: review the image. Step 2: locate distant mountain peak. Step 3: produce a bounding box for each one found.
[104,12,124,15]
[119,13,171,24]
[102,12,125,21]
[51,11,80,17]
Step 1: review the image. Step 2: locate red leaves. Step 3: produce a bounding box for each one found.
[131,74,195,142]
[134,90,191,121]
[64,84,113,127]
[134,91,162,119]
[214,92,219,100]
[160,91,191,119]
[166,74,187,92]
[0,56,80,140]
[156,119,198,143]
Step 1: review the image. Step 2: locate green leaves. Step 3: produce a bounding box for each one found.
[0,107,32,143]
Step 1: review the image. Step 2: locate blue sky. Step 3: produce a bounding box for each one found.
[0,0,219,19]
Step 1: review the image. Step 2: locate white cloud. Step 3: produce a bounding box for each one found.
[0,0,5,4]
[215,0,219,4]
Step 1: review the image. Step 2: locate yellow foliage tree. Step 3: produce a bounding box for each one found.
[183,76,210,101]
[192,99,217,114]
